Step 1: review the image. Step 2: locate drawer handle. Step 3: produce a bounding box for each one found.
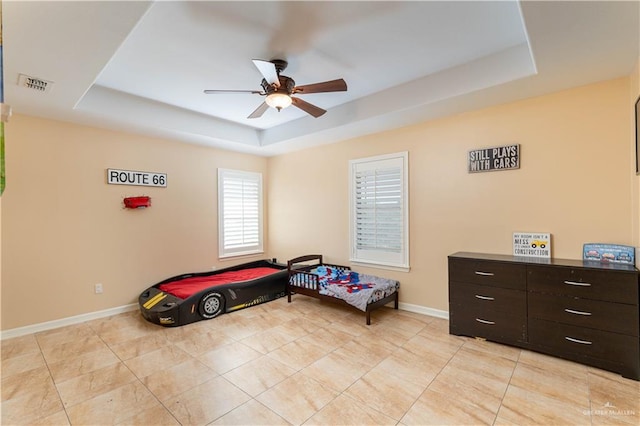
[475,295,495,301]
[564,308,592,316]
[565,336,592,345]
[564,280,591,287]
[475,271,495,276]
[475,318,495,325]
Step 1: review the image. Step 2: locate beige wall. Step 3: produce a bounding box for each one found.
[632,57,640,248]
[268,77,635,312]
[2,115,269,329]
[2,76,636,331]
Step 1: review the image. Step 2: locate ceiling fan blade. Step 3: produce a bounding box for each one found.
[248,102,270,119]
[293,78,347,94]
[252,59,280,88]
[204,89,263,95]
[291,97,326,118]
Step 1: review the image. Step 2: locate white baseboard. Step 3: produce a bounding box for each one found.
[0,304,139,340]
[1,301,447,340]
[399,302,449,320]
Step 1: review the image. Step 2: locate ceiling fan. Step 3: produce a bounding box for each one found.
[204,59,347,119]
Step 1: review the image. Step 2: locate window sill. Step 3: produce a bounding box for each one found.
[219,250,264,260]
[350,260,410,273]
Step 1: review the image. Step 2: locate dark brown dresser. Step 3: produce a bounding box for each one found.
[448,252,640,380]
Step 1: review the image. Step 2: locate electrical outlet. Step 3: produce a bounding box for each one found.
[94,283,103,294]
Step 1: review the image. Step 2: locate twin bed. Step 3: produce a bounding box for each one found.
[286,254,399,325]
[139,255,399,327]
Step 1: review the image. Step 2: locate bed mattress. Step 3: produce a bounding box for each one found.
[290,265,399,311]
[159,267,281,299]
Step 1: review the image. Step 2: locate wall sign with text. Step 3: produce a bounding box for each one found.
[107,168,167,187]
[513,232,551,258]
[468,144,520,173]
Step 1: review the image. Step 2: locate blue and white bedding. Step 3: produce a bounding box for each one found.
[289,265,399,311]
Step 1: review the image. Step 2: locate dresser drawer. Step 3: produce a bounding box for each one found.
[528,265,638,304]
[449,258,526,290]
[529,318,639,370]
[528,292,639,336]
[450,303,527,343]
[450,282,526,317]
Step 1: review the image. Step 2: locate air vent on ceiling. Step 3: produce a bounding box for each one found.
[18,74,53,93]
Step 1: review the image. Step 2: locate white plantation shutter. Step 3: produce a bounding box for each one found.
[218,169,263,258]
[355,167,402,252]
[350,152,409,270]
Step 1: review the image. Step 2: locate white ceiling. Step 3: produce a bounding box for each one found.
[4,1,639,156]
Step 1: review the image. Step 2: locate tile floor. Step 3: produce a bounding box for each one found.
[1,296,639,425]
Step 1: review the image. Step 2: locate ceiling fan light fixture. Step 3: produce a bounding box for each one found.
[205,59,346,119]
[265,92,292,111]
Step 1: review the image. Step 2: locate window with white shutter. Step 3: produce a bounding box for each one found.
[349,152,409,270]
[218,169,263,258]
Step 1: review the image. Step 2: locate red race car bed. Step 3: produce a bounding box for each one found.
[139,259,287,327]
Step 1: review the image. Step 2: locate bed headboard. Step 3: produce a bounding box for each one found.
[287,254,323,271]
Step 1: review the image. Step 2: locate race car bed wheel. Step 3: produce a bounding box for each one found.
[199,292,225,319]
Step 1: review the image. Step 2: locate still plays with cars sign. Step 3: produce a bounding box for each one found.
[468,144,520,173]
